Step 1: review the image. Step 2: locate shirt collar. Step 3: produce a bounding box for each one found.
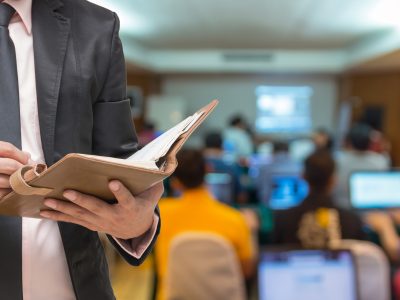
[180,186,216,203]
[3,0,32,34]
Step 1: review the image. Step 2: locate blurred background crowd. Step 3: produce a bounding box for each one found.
[89,0,400,299]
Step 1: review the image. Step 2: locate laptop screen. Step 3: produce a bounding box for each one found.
[269,175,309,210]
[350,171,400,209]
[205,173,233,204]
[258,249,357,300]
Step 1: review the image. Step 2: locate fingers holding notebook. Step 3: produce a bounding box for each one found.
[40,180,163,240]
[0,141,31,199]
[0,141,30,165]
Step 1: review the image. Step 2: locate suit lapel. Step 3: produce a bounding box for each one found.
[32,0,70,164]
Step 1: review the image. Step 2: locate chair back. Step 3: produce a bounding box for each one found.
[332,239,391,300]
[166,232,246,300]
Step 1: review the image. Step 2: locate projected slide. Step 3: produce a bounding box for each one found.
[255,86,313,134]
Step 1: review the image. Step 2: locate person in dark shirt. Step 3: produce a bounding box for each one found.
[272,150,366,247]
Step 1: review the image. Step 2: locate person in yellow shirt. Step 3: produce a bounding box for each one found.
[155,149,255,300]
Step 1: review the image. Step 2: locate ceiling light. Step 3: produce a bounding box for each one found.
[366,0,400,30]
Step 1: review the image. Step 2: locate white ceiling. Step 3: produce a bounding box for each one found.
[89,0,400,73]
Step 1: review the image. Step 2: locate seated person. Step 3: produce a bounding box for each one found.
[312,127,334,152]
[223,115,254,158]
[335,123,389,208]
[253,141,302,205]
[155,149,255,300]
[203,131,239,173]
[368,211,400,300]
[204,131,225,159]
[272,150,366,248]
[364,211,400,262]
[272,141,302,172]
[203,131,247,203]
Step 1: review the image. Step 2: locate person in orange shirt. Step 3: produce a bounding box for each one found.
[155,149,255,300]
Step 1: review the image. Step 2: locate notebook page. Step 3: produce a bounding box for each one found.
[182,111,204,133]
[77,110,204,171]
[78,154,159,170]
[127,116,192,162]
[128,111,204,163]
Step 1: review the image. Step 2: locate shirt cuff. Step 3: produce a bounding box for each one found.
[112,213,159,259]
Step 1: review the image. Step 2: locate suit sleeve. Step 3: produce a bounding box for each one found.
[92,12,137,158]
[92,13,160,266]
[107,207,161,266]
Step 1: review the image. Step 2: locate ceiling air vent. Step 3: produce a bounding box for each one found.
[222,52,275,62]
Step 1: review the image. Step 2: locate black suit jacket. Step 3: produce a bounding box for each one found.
[0,0,160,299]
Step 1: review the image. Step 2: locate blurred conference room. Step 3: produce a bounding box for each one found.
[89,0,400,299]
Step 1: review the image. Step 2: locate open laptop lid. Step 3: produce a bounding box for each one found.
[349,170,400,209]
[258,248,358,300]
[268,174,308,210]
[205,172,234,205]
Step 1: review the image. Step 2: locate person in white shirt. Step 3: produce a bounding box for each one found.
[335,123,389,209]
[223,115,254,158]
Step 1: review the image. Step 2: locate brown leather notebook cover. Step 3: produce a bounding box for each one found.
[1,100,219,218]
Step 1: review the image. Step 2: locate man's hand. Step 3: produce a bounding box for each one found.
[0,141,30,199]
[40,181,164,239]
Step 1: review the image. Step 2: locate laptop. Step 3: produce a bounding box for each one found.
[350,171,400,209]
[258,249,358,300]
[269,175,309,210]
[205,173,234,205]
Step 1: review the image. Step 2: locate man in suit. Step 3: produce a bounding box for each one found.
[0,0,162,299]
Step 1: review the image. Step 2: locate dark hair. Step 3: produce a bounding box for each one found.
[347,123,371,151]
[204,132,223,149]
[304,150,336,191]
[273,141,289,154]
[174,149,206,189]
[229,115,244,127]
[143,122,155,131]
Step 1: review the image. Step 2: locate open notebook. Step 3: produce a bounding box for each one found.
[81,108,205,170]
[1,100,218,217]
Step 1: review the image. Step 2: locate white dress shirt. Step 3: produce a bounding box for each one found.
[4,0,158,299]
